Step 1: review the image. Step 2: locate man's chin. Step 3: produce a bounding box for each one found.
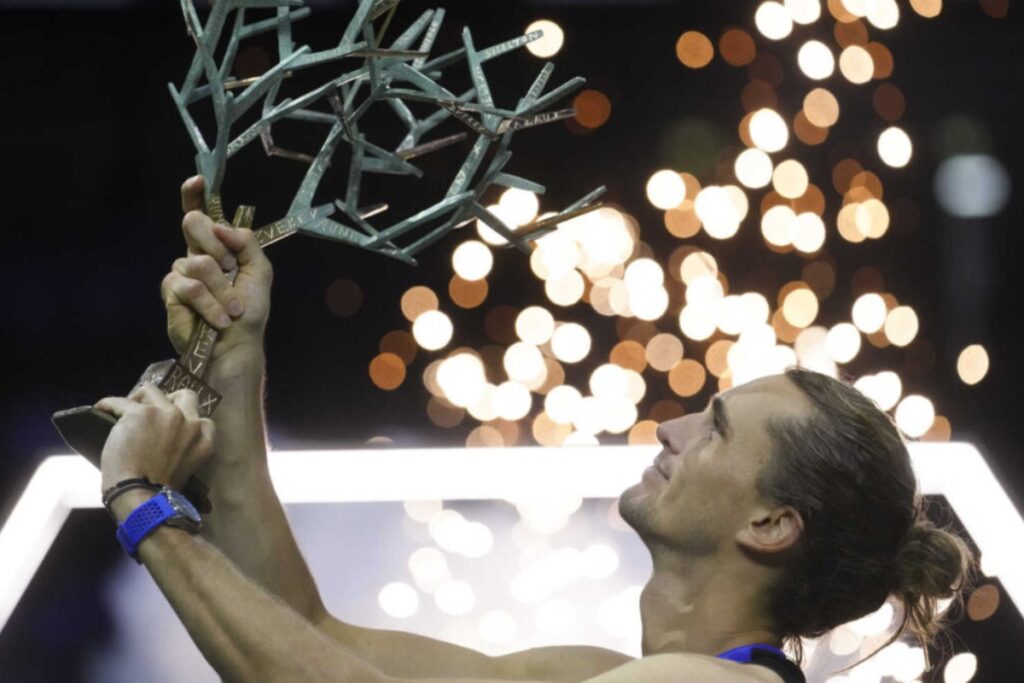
[617,484,650,534]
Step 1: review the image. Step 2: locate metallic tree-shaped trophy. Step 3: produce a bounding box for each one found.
[52,0,605,511]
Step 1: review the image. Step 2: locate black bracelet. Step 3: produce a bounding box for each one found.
[102,477,162,517]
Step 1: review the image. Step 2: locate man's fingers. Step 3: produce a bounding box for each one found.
[163,270,232,330]
[133,384,175,410]
[173,255,245,319]
[181,175,206,214]
[168,389,200,419]
[212,224,268,271]
[95,396,135,418]
[183,210,237,272]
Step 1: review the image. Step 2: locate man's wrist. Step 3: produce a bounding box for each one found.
[208,345,265,384]
[109,487,158,523]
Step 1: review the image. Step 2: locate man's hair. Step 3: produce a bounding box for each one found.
[757,367,974,664]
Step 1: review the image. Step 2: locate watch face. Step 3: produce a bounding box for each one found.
[166,490,202,525]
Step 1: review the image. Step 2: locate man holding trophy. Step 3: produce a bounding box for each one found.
[92,177,970,683]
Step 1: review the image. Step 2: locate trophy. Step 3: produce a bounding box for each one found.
[51,0,605,512]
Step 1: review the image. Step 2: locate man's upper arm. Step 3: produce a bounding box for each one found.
[317,614,630,681]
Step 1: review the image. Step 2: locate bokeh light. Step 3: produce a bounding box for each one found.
[755,2,794,40]
[646,170,687,209]
[525,19,564,58]
[878,126,913,167]
[413,310,454,350]
[797,40,835,80]
[676,30,714,68]
[957,344,990,385]
[750,108,789,152]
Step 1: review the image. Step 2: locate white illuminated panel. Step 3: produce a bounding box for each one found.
[1,443,1021,634]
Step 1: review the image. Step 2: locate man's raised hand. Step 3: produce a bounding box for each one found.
[161,176,273,363]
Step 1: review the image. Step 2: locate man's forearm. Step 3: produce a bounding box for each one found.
[113,491,385,683]
[198,349,325,620]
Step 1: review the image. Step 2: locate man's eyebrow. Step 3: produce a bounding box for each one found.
[712,395,732,440]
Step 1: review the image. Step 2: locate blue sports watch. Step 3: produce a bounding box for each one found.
[116,487,202,562]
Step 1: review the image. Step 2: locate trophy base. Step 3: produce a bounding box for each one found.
[51,406,212,513]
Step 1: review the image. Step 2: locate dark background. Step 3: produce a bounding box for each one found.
[1,0,1022,680]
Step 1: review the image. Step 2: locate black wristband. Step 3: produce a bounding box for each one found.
[102,477,162,517]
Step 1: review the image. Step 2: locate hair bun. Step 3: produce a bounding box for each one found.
[894,521,971,600]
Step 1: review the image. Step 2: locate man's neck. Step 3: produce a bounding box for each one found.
[639,545,782,658]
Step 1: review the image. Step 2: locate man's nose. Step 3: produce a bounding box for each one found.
[656,416,687,453]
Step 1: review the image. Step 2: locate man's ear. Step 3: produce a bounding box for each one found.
[735,505,804,554]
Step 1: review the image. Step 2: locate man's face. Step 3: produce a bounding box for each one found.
[619,374,812,555]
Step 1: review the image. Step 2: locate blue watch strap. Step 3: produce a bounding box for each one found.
[116,492,176,562]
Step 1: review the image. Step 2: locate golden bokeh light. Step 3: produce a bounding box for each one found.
[664,200,702,238]
[884,305,919,347]
[910,0,942,18]
[452,240,493,281]
[735,148,774,189]
[855,198,891,239]
[668,359,708,398]
[852,293,887,333]
[401,285,439,322]
[574,89,612,129]
[839,45,874,84]
[967,584,1000,622]
[628,420,660,446]
[834,17,869,46]
[793,111,829,146]
[646,170,688,210]
[545,385,582,424]
[750,108,789,152]
[380,330,417,365]
[515,306,556,346]
[719,28,757,66]
[449,275,488,309]
[646,333,685,372]
[792,212,826,253]
[803,88,840,127]
[782,288,820,328]
[427,396,465,429]
[412,310,454,350]
[797,40,835,80]
[551,323,592,363]
[679,250,719,285]
[532,411,573,446]
[826,322,862,363]
[705,339,734,377]
[695,185,745,239]
[895,394,935,438]
[762,205,796,247]
[865,0,900,30]
[772,159,809,199]
[866,42,894,78]
[499,188,540,227]
[504,342,546,385]
[610,339,647,373]
[786,0,822,24]
[873,83,906,121]
[957,344,990,385]
[369,352,406,391]
[545,270,585,307]
[878,126,913,167]
[755,1,794,40]
[679,304,718,341]
[525,20,565,58]
[676,30,714,68]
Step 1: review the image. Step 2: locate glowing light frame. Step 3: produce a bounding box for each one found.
[1,443,1021,635]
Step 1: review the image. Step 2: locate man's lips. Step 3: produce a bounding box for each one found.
[653,454,672,480]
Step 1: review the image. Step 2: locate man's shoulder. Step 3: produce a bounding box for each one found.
[582,652,787,683]
[495,647,787,683]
